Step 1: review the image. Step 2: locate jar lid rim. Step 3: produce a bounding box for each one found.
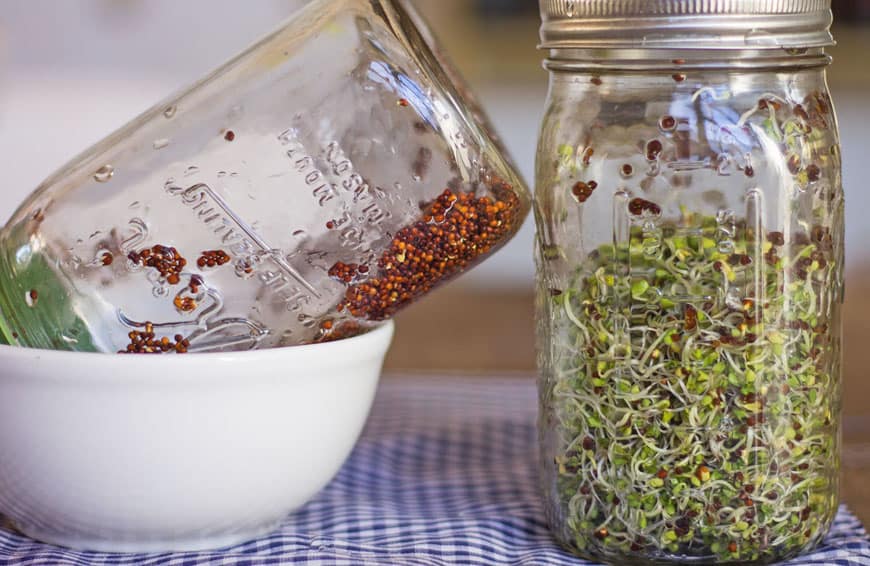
[539,0,834,51]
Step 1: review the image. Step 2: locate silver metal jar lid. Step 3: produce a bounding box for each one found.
[539,0,834,51]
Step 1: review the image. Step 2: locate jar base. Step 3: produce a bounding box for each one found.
[552,536,828,566]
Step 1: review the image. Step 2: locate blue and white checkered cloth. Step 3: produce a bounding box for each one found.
[0,376,868,565]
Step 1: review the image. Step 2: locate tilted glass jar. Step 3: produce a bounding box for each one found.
[0,0,529,353]
[534,1,843,564]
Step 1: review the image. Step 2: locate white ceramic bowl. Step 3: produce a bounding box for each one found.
[0,322,393,552]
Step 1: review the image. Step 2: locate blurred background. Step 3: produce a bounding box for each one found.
[0,1,868,498]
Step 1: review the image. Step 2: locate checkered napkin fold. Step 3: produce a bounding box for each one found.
[0,377,867,565]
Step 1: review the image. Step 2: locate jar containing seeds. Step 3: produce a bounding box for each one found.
[534,1,843,563]
[0,0,529,353]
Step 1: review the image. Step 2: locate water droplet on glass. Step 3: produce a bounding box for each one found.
[15,245,32,265]
[94,165,114,183]
[163,105,177,119]
[217,171,228,178]
[129,201,140,209]
[646,139,663,161]
[184,166,200,177]
[565,0,576,17]
[152,138,170,150]
[725,287,742,310]
[716,153,733,176]
[412,174,422,182]
[60,334,79,345]
[97,248,116,267]
[235,259,255,279]
[642,220,663,257]
[744,29,776,47]
[658,115,677,132]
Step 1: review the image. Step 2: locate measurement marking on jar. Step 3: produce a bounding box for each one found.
[611,190,631,361]
[745,189,765,322]
[666,159,710,172]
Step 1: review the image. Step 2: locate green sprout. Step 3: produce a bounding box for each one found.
[545,216,839,563]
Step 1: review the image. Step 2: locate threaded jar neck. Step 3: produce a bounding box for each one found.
[539,0,834,70]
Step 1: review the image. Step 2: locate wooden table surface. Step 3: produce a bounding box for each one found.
[385,281,870,526]
[843,426,870,525]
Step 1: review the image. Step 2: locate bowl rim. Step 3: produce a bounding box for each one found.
[0,321,394,367]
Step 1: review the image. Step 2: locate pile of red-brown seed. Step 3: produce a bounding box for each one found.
[120,246,227,352]
[172,275,206,313]
[628,197,662,216]
[197,250,231,268]
[120,322,191,354]
[128,245,187,285]
[333,184,520,321]
[173,295,197,313]
[314,319,366,343]
[327,262,369,284]
[571,181,598,203]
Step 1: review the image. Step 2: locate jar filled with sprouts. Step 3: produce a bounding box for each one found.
[534,1,843,563]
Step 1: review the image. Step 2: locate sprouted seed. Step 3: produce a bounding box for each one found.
[547,214,838,563]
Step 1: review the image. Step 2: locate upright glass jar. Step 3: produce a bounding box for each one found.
[534,1,843,564]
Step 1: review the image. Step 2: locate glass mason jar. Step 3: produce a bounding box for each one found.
[0,0,529,353]
[535,1,843,564]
